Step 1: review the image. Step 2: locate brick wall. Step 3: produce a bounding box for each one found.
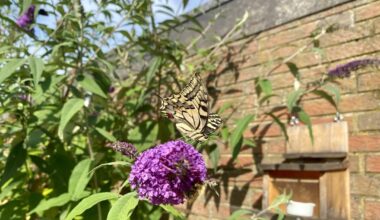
[175,0,380,219]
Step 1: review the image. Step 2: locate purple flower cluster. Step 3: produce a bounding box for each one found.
[16,5,35,29]
[107,141,138,160]
[129,140,207,205]
[328,58,380,78]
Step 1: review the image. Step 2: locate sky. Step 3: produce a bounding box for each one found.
[153,0,208,22]
[32,0,208,52]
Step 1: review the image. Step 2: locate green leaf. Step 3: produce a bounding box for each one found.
[0,180,22,201]
[160,205,185,219]
[22,0,32,13]
[0,46,11,55]
[206,145,220,171]
[242,138,256,147]
[218,102,233,114]
[298,109,314,145]
[220,127,229,142]
[286,62,300,80]
[107,192,139,220]
[228,209,252,220]
[90,161,131,174]
[78,74,107,98]
[28,193,71,216]
[258,79,272,96]
[0,59,27,84]
[229,115,255,160]
[182,0,189,8]
[259,94,278,105]
[266,113,288,140]
[29,56,44,87]
[286,89,304,112]
[65,192,119,220]
[0,142,27,187]
[146,57,161,85]
[68,159,93,201]
[58,98,84,140]
[95,127,117,142]
[312,90,337,109]
[323,84,341,107]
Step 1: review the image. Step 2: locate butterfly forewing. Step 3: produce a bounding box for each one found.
[160,73,222,142]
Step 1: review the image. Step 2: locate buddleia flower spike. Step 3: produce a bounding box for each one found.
[328,58,380,78]
[129,140,207,205]
[106,141,138,160]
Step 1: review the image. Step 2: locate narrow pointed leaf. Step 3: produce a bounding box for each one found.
[312,90,337,109]
[146,57,161,85]
[160,205,185,219]
[228,209,252,220]
[28,193,71,216]
[266,113,288,140]
[78,74,107,98]
[65,192,119,220]
[58,98,84,140]
[29,56,44,87]
[229,115,255,160]
[68,159,93,201]
[298,109,314,145]
[323,84,341,107]
[258,79,272,96]
[107,192,138,220]
[286,89,304,112]
[0,142,27,187]
[0,59,27,84]
[95,127,117,142]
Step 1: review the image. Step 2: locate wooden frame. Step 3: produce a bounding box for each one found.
[261,122,350,219]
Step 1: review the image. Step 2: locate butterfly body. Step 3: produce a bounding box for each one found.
[159,73,222,142]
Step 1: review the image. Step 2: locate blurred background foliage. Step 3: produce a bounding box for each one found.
[0,0,340,219]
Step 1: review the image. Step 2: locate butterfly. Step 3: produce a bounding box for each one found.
[158,73,222,142]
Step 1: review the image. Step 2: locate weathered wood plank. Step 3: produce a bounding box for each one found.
[286,122,348,154]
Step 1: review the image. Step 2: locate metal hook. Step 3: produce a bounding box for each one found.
[334,112,344,122]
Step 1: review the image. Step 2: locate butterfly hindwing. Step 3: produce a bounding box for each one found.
[159,73,222,141]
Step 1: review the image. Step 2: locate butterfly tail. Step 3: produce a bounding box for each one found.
[204,113,222,136]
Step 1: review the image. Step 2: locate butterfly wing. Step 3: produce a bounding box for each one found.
[203,113,222,136]
[160,73,221,141]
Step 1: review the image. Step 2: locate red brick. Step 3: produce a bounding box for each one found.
[303,92,380,116]
[220,170,262,188]
[246,122,283,138]
[218,142,261,156]
[351,195,363,220]
[262,139,286,154]
[217,155,256,169]
[358,71,380,92]
[186,199,210,217]
[350,134,380,152]
[358,112,380,131]
[218,185,254,208]
[263,34,380,76]
[356,1,380,21]
[319,23,368,48]
[351,174,380,196]
[366,155,380,173]
[365,200,380,220]
[208,202,233,219]
[187,214,209,220]
[258,22,318,51]
[349,155,360,173]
